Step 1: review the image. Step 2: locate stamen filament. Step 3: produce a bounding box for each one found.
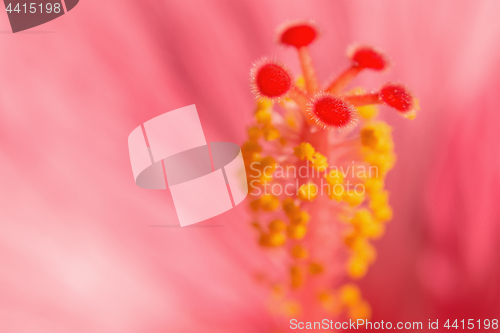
[343,93,380,107]
[326,66,363,94]
[298,47,319,93]
[288,86,311,116]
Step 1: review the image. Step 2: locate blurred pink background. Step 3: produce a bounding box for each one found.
[1,0,499,332]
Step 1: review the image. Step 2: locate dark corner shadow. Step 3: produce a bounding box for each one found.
[0,31,57,34]
[149,224,226,228]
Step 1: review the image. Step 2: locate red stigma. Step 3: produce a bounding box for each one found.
[351,46,389,70]
[279,22,317,48]
[309,94,357,130]
[380,84,414,112]
[252,61,292,98]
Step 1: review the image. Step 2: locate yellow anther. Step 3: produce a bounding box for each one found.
[342,190,365,207]
[263,125,280,141]
[269,219,286,233]
[242,140,262,155]
[351,209,384,239]
[249,199,260,212]
[338,283,362,306]
[257,98,273,110]
[255,108,272,125]
[260,194,280,211]
[352,238,377,264]
[291,245,309,259]
[259,173,273,184]
[298,182,318,201]
[293,142,315,161]
[365,220,385,239]
[343,230,359,248]
[258,156,276,182]
[327,184,344,201]
[279,137,288,146]
[403,99,419,120]
[360,121,394,153]
[369,190,394,221]
[348,300,372,321]
[287,224,307,240]
[363,151,396,176]
[295,75,306,89]
[405,111,417,120]
[372,204,393,222]
[370,190,389,206]
[347,254,369,279]
[244,152,261,169]
[283,197,300,216]
[309,262,324,275]
[291,266,303,288]
[364,177,384,194]
[325,169,344,185]
[259,232,286,247]
[357,105,379,120]
[290,211,310,226]
[350,209,373,226]
[247,126,262,141]
[311,152,329,171]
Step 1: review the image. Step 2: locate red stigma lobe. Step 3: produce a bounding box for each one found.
[280,23,317,48]
[351,46,389,70]
[380,84,413,112]
[255,63,292,98]
[311,95,356,129]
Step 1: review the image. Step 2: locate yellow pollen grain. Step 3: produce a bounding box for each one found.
[342,190,365,207]
[259,232,286,247]
[338,283,362,306]
[364,177,384,194]
[257,99,273,110]
[293,142,315,161]
[255,108,272,125]
[263,125,280,141]
[348,300,372,321]
[295,75,306,89]
[347,255,369,279]
[309,262,324,275]
[242,140,262,155]
[283,197,300,216]
[289,211,310,226]
[287,224,307,240]
[260,194,280,211]
[298,182,318,201]
[357,105,379,120]
[360,121,394,153]
[269,219,286,233]
[291,245,309,259]
[311,152,329,171]
[247,126,262,141]
[325,169,344,185]
[291,266,303,289]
